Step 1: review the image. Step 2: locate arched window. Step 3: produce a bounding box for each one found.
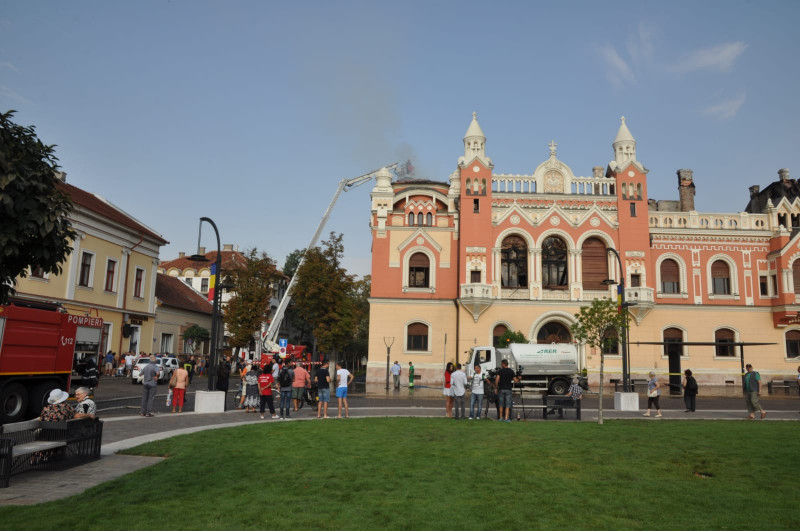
[417,213,424,226]
[715,328,736,357]
[536,322,571,344]
[426,213,432,226]
[408,253,430,288]
[786,330,800,358]
[493,324,508,347]
[541,236,568,288]
[581,238,607,289]
[793,261,800,294]
[711,260,731,295]
[663,327,683,357]
[501,235,528,288]
[601,328,619,355]
[408,213,414,226]
[407,322,428,351]
[661,259,680,293]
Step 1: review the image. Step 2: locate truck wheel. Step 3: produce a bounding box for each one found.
[1,383,29,424]
[548,378,569,395]
[27,382,60,418]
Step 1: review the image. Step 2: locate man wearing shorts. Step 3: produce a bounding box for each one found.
[315,360,331,418]
[335,361,354,419]
[494,359,519,423]
[292,360,310,412]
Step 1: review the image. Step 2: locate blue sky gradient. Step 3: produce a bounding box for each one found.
[2,1,798,277]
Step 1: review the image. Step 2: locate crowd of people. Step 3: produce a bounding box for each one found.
[100,350,211,378]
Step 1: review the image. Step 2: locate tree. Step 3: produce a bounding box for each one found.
[224,249,282,351]
[282,248,305,278]
[571,297,627,425]
[495,329,527,348]
[182,324,210,354]
[292,233,360,358]
[0,111,76,304]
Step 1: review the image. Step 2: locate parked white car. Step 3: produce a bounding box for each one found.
[131,358,172,384]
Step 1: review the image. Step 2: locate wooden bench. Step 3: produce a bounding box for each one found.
[0,417,103,488]
[542,395,582,420]
[767,380,799,395]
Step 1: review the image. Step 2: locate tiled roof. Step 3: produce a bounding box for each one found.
[155,273,212,315]
[159,250,248,273]
[58,181,168,245]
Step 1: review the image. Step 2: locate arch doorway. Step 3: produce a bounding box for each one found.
[536,321,571,344]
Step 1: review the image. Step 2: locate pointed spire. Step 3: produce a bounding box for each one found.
[462,112,488,163]
[464,111,485,140]
[612,115,637,166]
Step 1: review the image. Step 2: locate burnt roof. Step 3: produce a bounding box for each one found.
[745,179,800,214]
[155,273,212,315]
[160,250,248,272]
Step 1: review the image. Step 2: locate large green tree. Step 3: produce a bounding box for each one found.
[224,248,282,351]
[182,324,210,354]
[292,233,361,358]
[571,297,627,425]
[0,111,76,304]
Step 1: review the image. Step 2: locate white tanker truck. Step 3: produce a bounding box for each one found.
[465,343,585,395]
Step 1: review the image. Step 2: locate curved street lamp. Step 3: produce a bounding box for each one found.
[189,217,222,392]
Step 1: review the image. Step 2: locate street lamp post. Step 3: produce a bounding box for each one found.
[604,248,631,393]
[383,337,395,391]
[189,217,222,393]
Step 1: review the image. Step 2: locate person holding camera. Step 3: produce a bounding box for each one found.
[494,359,520,423]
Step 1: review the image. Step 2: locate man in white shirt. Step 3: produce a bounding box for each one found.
[125,353,134,377]
[468,364,485,419]
[450,363,468,420]
[335,361,354,419]
[391,361,401,389]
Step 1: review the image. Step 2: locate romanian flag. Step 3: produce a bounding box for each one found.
[208,262,217,302]
[617,284,623,314]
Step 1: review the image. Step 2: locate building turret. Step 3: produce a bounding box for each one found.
[612,116,637,167]
[460,112,491,168]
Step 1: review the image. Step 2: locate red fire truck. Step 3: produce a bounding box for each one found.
[0,298,103,424]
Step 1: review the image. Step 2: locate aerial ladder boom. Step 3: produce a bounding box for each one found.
[262,163,397,352]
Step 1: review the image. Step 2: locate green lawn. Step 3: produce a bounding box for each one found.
[1,419,798,529]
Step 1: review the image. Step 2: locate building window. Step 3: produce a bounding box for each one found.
[78,252,94,287]
[184,278,192,285]
[711,260,731,295]
[760,275,768,296]
[408,213,414,226]
[160,333,173,354]
[105,259,117,292]
[501,235,528,288]
[601,328,619,355]
[407,322,428,351]
[470,270,481,283]
[536,321,571,344]
[630,274,641,287]
[663,327,683,358]
[660,259,680,293]
[30,267,46,279]
[541,236,568,289]
[786,330,800,359]
[473,199,480,212]
[630,202,637,217]
[426,213,432,226]
[715,328,736,357]
[201,278,209,294]
[581,237,607,290]
[793,261,800,294]
[133,268,144,298]
[408,253,430,288]
[493,324,508,347]
[417,212,423,226]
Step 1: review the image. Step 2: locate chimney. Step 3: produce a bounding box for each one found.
[592,166,604,178]
[749,185,760,198]
[223,244,233,251]
[178,252,185,258]
[54,171,67,182]
[199,246,206,254]
[677,169,695,212]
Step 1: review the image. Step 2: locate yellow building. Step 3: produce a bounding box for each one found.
[15,176,168,357]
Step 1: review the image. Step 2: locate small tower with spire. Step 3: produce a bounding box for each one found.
[462,112,489,165]
[613,116,637,166]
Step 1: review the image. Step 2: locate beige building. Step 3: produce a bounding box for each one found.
[15,176,167,357]
[154,273,213,355]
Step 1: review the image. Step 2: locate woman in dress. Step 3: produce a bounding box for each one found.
[444,362,454,418]
[39,389,75,422]
[244,363,261,413]
[643,371,662,418]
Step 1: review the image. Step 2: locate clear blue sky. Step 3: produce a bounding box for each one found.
[2,1,799,277]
